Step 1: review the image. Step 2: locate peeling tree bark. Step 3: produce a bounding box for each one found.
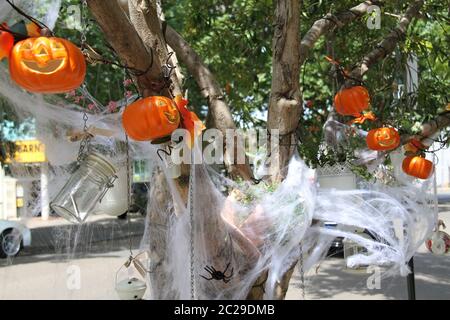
[87,0,169,96]
[128,0,182,96]
[266,0,302,299]
[267,0,302,182]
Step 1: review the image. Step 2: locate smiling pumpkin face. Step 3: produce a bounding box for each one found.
[122,96,181,142]
[20,37,68,72]
[366,127,400,151]
[9,37,86,94]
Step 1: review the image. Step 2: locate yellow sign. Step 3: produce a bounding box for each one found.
[6,140,47,163]
[16,198,24,208]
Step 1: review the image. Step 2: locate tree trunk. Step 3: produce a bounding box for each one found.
[88,0,264,300]
[266,0,302,299]
[267,0,302,182]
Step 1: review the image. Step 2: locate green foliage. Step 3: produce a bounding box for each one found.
[162,0,448,167]
[54,0,132,105]
[164,0,274,126]
[0,0,448,170]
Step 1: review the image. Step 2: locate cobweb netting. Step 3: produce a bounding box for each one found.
[0,0,438,300]
[0,0,62,30]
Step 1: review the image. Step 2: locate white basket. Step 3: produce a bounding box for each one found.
[317,163,357,190]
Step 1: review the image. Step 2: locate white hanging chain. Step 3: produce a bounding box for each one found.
[299,242,306,300]
[189,153,196,300]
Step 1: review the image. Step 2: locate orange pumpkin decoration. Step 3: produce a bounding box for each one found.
[122,96,181,142]
[334,86,370,116]
[402,156,433,179]
[9,37,86,94]
[0,27,14,61]
[366,127,400,151]
[404,139,426,154]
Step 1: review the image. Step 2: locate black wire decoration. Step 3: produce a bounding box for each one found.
[325,56,366,87]
[5,0,53,35]
[200,263,234,284]
[156,136,184,161]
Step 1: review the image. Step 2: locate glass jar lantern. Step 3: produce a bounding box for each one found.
[50,152,117,223]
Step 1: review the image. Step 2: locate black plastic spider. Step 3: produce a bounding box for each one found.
[200,263,234,283]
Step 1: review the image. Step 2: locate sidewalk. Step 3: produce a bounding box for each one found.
[286,210,450,300]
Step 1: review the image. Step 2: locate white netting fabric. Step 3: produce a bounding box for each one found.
[0,0,61,30]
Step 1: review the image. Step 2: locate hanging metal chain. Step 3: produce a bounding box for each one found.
[189,156,196,300]
[80,0,88,53]
[299,242,306,300]
[76,0,91,164]
[77,110,91,163]
[125,134,134,257]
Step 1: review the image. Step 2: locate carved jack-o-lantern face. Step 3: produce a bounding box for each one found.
[155,96,180,124]
[9,37,86,94]
[366,127,400,151]
[122,96,181,142]
[19,37,68,73]
[374,129,397,147]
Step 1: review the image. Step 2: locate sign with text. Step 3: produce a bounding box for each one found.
[6,140,47,163]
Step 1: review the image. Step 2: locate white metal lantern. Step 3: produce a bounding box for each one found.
[316,163,357,190]
[115,278,147,300]
[93,165,128,217]
[115,252,149,300]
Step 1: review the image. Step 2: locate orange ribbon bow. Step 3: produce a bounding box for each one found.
[348,111,377,125]
[173,95,205,148]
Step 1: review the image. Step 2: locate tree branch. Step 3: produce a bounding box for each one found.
[346,0,424,86]
[87,0,168,96]
[164,26,254,181]
[299,1,384,66]
[401,111,450,146]
[128,0,182,96]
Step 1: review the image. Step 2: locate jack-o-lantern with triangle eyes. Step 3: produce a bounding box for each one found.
[366,127,400,151]
[9,37,86,94]
[122,96,181,143]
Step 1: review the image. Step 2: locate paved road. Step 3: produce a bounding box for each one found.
[1,212,449,300]
[0,215,146,300]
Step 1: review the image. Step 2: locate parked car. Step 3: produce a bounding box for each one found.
[129,182,149,215]
[0,220,31,258]
[324,222,378,258]
[116,182,149,220]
